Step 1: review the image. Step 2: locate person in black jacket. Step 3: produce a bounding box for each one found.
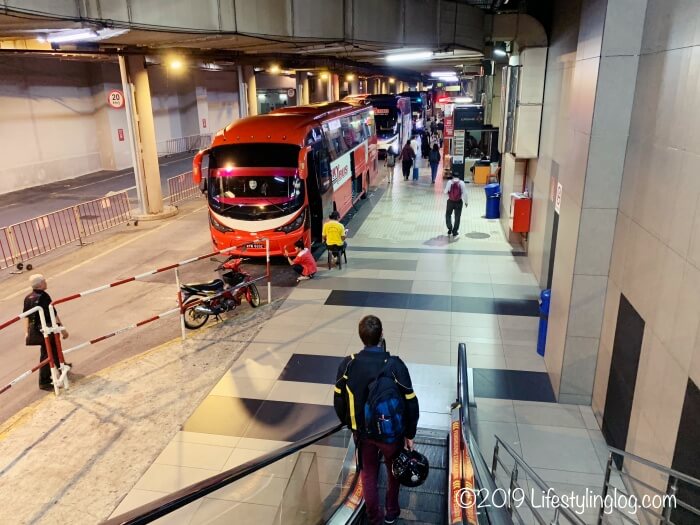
[334,315,419,525]
[23,274,69,391]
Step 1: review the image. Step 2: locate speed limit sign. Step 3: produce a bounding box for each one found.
[108,90,125,109]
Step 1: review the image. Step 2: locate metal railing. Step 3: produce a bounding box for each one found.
[1,191,132,270]
[598,447,700,525]
[491,436,588,525]
[167,171,200,206]
[157,134,211,156]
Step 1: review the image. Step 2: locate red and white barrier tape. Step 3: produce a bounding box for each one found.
[62,307,180,356]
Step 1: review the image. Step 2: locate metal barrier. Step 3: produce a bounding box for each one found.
[1,191,132,270]
[158,134,212,156]
[40,239,271,394]
[167,171,200,206]
[0,227,14,270]
[0,306,66,396]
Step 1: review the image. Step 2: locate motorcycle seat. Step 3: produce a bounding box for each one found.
[182,279,225,293]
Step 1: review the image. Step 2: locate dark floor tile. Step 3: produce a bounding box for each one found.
[472,369,512,400]
[408,293,451,312]
[506,370,556,402]
[183,396,264,437]
[278,354,344,384]
[451,296,498,315]
[349,258,418,271]
[364,292,411,309]
[348,246,526,256]
[472,369,555,402]
[244,400,339,442]
[325,290,367,307]
[494,298,539,316]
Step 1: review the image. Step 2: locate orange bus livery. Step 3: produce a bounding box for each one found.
[193,102,379,256]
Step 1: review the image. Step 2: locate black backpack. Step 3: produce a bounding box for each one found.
[362,358,405,443]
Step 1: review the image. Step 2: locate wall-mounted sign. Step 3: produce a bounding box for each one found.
[117,128,124,141]
[108,90,125,109]
[453,130,465,157]
[555,182,563,213]
[287,88,296,98]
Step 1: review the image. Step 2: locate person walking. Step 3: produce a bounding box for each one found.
[428,144,441,184]
[420,133,430,160]
[334,315,419,525]
[23,274,69,391]
[398,141,415,181]
[444,174,468,237]
[384,150,397,184]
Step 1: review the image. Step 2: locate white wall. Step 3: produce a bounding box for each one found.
[0,57,103,194]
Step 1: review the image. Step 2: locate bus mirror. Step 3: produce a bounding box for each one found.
[193,148,210,184]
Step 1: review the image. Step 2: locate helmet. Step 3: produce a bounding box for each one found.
[392,448,429,487]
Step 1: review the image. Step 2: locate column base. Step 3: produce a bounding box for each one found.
[133,205,179,222]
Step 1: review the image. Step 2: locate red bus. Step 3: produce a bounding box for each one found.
[193,102,379,256]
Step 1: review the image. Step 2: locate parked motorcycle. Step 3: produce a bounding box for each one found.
[180,256,260,329]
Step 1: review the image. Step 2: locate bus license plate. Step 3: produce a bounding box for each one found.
[248,243,264,249]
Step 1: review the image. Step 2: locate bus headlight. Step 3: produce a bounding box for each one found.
[275,211,305,233]
[210,214,234,233]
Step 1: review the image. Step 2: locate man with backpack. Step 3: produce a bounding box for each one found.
[444,174,468,237]
[334,315,420,525]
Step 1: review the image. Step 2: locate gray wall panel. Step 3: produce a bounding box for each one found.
[235,0,291,36]
[292,0,343,39]
[130,0,220,30]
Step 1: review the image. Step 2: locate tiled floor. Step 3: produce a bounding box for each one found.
[112,162,612,524]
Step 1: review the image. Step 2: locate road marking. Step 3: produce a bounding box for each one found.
[0,204,207,302]
[106,187,136,197]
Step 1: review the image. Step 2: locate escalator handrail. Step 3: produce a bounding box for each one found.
[457,342,513,525]
[104,423,345,525]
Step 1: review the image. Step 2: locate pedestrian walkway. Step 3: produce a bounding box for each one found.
[111,161,612,524]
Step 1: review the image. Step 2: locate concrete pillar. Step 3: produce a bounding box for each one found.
[237,66,248,118]
[381,79,388,94]
[243,66,258,116]
[125,55,166,215]
[349,76,359,95]
[295,71,308,106]
[331,73,340,101]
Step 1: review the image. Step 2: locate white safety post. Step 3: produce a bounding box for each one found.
[266,238,271,304]
[47,304,70,391]
[175,268,186,341]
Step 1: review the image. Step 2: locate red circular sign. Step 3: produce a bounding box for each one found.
[107,90,125,109]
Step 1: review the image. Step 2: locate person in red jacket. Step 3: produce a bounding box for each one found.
[284,239,317,283]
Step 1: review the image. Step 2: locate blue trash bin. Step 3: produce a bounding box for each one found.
[537,289,551,356]
[484,183,501,219]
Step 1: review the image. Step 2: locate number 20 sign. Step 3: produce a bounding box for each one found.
[108,90,125,109]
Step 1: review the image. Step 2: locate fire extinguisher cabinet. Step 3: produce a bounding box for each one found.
[509,193,532,233]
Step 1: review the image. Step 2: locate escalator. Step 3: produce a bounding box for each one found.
[105,344,511,525]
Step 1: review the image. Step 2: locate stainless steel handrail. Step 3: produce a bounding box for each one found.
[456,342,513,525]
[492,435,587,525]
[607,446,700,487]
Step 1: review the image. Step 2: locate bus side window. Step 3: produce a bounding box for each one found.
[316,147,331,194]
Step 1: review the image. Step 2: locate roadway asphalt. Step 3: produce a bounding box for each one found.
[0,152,196,228]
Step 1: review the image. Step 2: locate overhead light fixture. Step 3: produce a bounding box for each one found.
[258,93,266,99]
[346,73,355,81]
[453,97,474,103]
[385,50,433,63]
[269,64,280,74]
[42,29,99,44]
[320,72,329,80]
[389,77,396,84]
[430,71,457,78]
[166,56,186,71]
[493,42,507,57]
[307,72,313,76]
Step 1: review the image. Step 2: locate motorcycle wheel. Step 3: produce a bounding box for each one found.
[247,283,261,308]
[183,298,209,329]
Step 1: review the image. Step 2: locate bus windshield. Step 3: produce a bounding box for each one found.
[373,108,399,139]
[207,143,304,221]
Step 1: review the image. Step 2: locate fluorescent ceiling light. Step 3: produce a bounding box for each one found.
[494,49,507,57]
[45,30,98,43]
[386,51,433,63]
[431,71,457,77]
[453,97,474,103]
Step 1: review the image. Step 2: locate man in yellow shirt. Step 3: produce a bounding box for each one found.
[322,211,347,254]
